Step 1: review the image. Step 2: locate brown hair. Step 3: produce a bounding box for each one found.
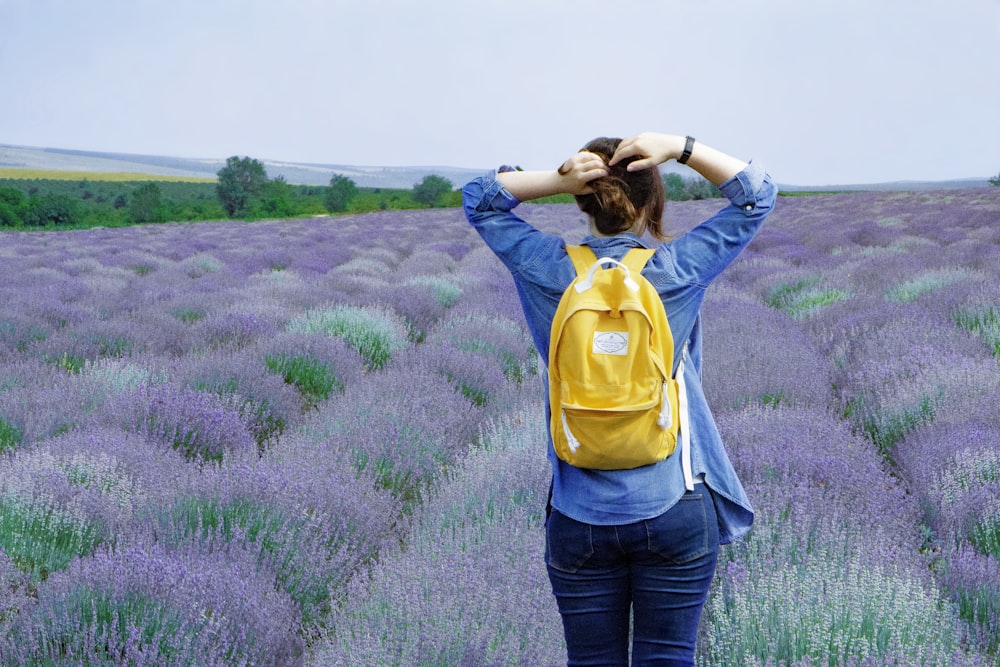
[573,137,667,241]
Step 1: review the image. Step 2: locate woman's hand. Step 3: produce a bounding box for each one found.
[611,132,749,186]
[556,150,609,195]
[609,133,683,172]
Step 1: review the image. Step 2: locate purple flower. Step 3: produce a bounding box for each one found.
[2,543,302,666]
[94,383,256,463]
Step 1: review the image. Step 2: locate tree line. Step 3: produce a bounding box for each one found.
[1,155,726,230]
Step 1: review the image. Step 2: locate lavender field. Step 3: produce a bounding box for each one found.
[0,187,998,666]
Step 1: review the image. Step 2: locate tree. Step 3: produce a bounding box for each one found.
[412,175,453,208]
[685,177,718,201]
[325,174,358,213]
[24,193,80,227]
[0,187,25,227]
[129,182,164,223]
[254,176,295,217]
[663,173,690,201]
[0,201,19,227]
[216,156,269,217]
[989,170,1000,186]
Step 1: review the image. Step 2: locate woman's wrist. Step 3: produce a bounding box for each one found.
[661,134,687,163]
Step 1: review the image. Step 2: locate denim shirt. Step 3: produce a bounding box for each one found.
[462,162,777,543]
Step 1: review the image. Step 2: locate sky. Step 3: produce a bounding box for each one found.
[1,0,999,186]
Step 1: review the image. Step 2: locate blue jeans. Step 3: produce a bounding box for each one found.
[545,486,720,666]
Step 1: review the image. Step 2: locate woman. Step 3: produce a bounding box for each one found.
[462,132,777,666]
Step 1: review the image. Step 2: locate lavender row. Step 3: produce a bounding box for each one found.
[0,210,536,663]
[704,188,1000,664]
[315,398,564,666]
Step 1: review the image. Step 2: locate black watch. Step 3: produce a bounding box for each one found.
[678,136,695,165]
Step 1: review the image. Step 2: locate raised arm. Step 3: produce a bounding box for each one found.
[610,133,748,186]
[496,151,609,202]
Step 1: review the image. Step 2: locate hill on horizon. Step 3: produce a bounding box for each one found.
[0,144,486,190]
[0,143,992,192]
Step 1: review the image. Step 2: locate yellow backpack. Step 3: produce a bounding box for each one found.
[548,245,689,471]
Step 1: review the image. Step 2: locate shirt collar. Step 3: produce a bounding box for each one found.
[580,232,651,251]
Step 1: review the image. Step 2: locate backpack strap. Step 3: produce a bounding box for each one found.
[565,245,598,277]
[620,247,656,276]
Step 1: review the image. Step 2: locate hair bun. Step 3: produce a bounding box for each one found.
[574,137,667,241]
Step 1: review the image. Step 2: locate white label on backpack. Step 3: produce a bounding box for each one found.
[593,331,628,355]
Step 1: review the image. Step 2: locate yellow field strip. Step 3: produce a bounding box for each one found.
[0,168,216,183]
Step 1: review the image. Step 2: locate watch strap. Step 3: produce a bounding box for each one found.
[678,136,695,165]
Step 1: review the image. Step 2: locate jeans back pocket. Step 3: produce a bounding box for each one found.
[645,491,718,564]
[545,510,595,573]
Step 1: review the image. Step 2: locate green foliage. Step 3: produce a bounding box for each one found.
[160,496,332,624]
[845,392,940,458]
[761,391,787,408]
[733,391,788,411]
[187,374,286,451]
[172,307,207,325]
[48,352,88,374]
[663,173,688,200]
[46,335,134,374]
[406,275,462,308]
[412,174,453,208]
[704,553,965,666]
[325,174,358,213]
[0,186,27,227]
[265,353,343,405]
[128,181,164,223]
[0,495,103,582]
[215,155,269,217]
[989,171,1000,186]
[0,185,25,207]
[661,173,725,201]
[0,201,20,227]
[214,158,323,219]
[24,192,82,227]
[0,417,22,453]
[532,193,576,204]
[766,277,852,320]
[286,306,410,371]
[27,587,189,662]
[164,496,292,552]
[969,516,1000,560]
[885,268,970,303]
[685,176,718,200]
[253,175,296,218]
[1,174,451,229]
[952,304,1000,358]
[1,178,227,228]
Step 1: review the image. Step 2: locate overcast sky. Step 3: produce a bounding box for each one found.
[2,0,998,185]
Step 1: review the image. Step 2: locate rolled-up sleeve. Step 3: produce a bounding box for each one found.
[719,159,769,213]
[462,169,520,216]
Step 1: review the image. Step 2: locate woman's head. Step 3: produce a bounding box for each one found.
[574,137,666,241]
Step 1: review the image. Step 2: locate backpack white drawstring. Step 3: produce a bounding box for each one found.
[657,382,672,430]
[676,343,694,490]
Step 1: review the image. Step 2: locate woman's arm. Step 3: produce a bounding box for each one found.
[610,133,748,186]
[496,151,608,202]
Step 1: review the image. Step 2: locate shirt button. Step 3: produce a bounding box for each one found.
[744,204,754,211]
